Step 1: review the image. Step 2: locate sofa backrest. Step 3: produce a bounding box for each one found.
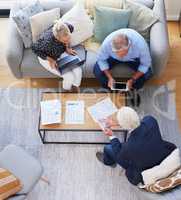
[85,0,154,9]
[83,0,154,16]
[12,0,154,15]
[11,0,74,17]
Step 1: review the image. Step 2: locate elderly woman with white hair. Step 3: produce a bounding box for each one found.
[32,20,82,91]
[94,29,153,90]
[96,107,177,185]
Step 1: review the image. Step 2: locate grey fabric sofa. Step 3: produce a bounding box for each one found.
[0,145,43,200]
[6,0,169,80]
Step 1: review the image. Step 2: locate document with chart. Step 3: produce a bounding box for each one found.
[40,99,61,125]
[65,101,85,124]
[87,97,118,122]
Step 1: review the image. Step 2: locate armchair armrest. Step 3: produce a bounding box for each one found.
[150,0,170,77]
[6,6,24,79]
[0,145,43,195]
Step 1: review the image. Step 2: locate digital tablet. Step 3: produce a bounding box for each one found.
[111,82,129,91]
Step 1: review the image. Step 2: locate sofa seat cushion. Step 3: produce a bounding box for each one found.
[83,37,101,53]
[84,50,135,78]
[0,145,43,194]
[21,49,57,78]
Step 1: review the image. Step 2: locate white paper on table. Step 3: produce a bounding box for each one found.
[40,99,61,125]
[65,101,85,124]
[87,97,118,122]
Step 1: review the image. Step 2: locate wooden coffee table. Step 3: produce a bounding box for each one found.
[38,92,128,144]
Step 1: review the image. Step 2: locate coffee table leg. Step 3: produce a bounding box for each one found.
[38,130,46,144]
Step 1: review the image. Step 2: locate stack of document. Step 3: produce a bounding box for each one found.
[40,99,61,125]
[65,101,85,124]
[87,97,118,124]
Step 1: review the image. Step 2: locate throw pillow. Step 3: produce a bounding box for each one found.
[12,0,43,48]
[144,167,181,193]
[142,148,181,185]
[61,2,94,47]
[94,6,131,42]
[30,8,60,43]
[123,0,158,41]
[0,168,22,199]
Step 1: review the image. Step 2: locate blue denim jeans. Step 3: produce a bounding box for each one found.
[103,144,130,169]
[103,144,116,166]
[93,57,153,90]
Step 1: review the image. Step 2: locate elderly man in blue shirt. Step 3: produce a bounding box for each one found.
[94,29,153,90]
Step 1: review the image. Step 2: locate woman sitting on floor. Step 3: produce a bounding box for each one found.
[32,20,82,91]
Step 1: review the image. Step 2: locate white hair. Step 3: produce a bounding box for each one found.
[52,20,70,39]
[117,106,140,130]
[111,33,129,52]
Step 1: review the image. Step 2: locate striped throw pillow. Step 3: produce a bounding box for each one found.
[139,167,181,193]
[0,168,22,199]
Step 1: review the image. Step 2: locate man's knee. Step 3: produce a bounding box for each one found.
[144,67,153,81]
[104,144,113,155]
[133,68,153,89]
[93,62,102,78]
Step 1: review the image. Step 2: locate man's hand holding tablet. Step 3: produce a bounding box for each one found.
[111,82,129,91]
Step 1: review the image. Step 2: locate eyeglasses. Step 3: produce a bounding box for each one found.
[111,40,131,52]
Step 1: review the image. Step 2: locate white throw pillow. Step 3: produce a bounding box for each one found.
[30,8,60,42]
[61,2,94,46]
[142,148,181,186]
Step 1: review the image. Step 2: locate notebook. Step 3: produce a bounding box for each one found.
[40,99,61,125]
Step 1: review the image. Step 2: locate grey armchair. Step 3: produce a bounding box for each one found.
[6,0,170,79]
[0,145,43,200]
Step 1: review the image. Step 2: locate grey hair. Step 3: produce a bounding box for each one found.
[52,20,70,39]
[117,106,140,130]
[111,33,129,52]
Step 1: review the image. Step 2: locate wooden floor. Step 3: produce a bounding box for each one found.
[0,19,181,126]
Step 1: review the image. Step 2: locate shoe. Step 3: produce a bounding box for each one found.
[96,152,104,164]
[71,86,80,93]
[96,152,117,168]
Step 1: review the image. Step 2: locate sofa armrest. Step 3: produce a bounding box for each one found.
[6,6,24,79]
[150,0,170,77]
